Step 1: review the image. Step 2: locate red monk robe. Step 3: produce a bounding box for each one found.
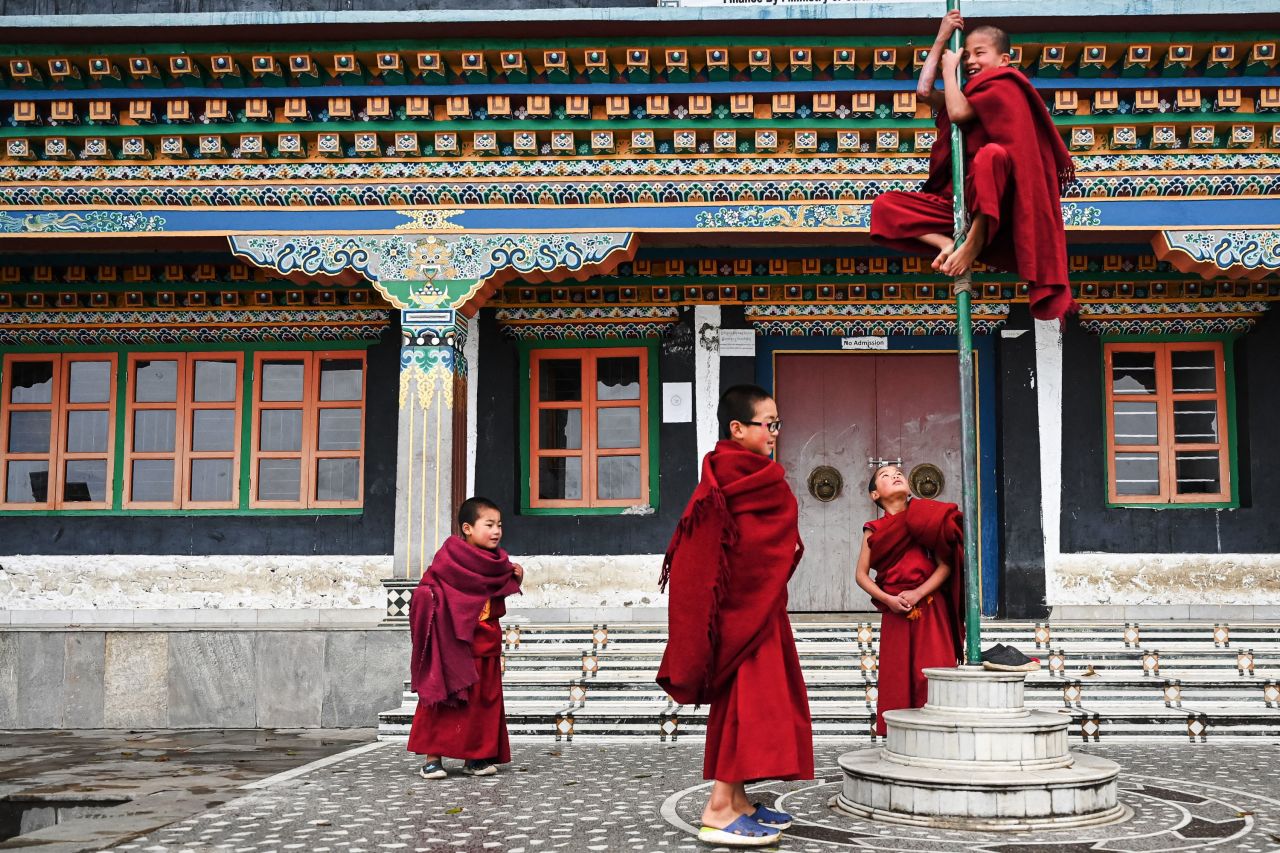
[870,66,1078,323]
[866,498,965,736]
[407,597,510,762]
[407,535,521,763]
[657,440,814,784]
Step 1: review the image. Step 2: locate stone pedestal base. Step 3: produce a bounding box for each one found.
[831,666,1126,830]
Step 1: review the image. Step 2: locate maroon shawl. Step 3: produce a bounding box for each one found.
[866,498,965,658]
[656,440,803,705]
[409,535,522,707]
[928,67,1078,323]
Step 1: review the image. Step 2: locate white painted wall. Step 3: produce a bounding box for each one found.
[465,317,480,496]
[1,554,389,611]
[693,305,722,464]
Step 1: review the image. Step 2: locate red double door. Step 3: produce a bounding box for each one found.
[775,352,962,612]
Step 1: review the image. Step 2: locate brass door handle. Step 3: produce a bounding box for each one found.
[807,465,843,502]
[909,463,945,499]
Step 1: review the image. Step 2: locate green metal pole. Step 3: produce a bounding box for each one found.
[946,0,984,666]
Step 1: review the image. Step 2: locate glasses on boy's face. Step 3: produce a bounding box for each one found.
[743,419,783,435]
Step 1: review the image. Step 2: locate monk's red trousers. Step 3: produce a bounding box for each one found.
[870,143,1012,258]
[703,608,814,783]
[875,598,957,736]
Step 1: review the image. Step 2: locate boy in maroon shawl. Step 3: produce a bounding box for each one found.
[657,384,813,848]
[870,12,1078,323]
[407,497,523,779]
[855,465,964,736]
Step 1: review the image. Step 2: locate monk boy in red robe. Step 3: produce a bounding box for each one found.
[855,465,964,736]
[870,11,1078,323]
[657,384,813,848]
[407,496,523,779]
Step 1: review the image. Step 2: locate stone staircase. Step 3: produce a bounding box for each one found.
[378,620,1280,742]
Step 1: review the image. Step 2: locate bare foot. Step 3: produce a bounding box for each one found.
[940,234,980,276]
[931,244,953,271]
[701,803,746,829]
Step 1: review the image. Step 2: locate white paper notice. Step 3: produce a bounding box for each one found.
[718,328,757,357]
[663,382,694,423]
[841,336,889,350]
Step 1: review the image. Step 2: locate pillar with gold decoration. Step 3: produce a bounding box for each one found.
[386,308,468,619]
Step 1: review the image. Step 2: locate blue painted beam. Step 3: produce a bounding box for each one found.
[1,198,1277,237]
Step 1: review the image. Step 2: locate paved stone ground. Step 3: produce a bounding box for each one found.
[112,739,1280,853]
[0,729,373,852]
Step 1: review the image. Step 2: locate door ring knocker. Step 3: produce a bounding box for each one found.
[909,463,945,499]
[807,465,843,502]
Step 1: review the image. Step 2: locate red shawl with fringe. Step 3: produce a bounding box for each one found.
[656,440,803,706]
[409,535,522,707]
[928,67,1077,323]
[866,498,965,659]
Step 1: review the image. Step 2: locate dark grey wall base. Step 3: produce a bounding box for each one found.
[0,628,408,730]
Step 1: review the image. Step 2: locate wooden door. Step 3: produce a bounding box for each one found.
[775,352,962,612]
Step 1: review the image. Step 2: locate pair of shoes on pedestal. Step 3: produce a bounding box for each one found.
[981,643,1041,672]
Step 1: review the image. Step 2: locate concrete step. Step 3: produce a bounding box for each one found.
[380,621,1280,741]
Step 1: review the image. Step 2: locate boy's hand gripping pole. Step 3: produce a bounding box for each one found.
[946,0,984,666]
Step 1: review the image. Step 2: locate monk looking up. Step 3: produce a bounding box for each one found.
[855,465,964,736]
[870,11,1078,323]
[657,384,813,848]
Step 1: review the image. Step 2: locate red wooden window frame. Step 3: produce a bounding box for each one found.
[1104,341,1230,504]
[250,351,367,509]
[0,353,116,510]
[529,347,650,509]
[124,353,244,509]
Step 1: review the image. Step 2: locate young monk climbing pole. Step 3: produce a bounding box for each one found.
[871,9,1079,323]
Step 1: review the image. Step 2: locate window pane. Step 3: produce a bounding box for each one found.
[191,409,237,452]
[317,409,362,451]
[316,458,360,502]
[260,410,303,452]
[135,360,178,403]
[131,459,174,502]
[64,460,107,503]
[193,360,238,403]
[1111,351,1157,395]
[319,359,363,401]
[1175,451,1221,495]
[538,359,581,402]
[258,458,301,501]
[596,357,641,401]
[68,361,111,404]
[10,361,54,404]
[1171,350,1217,394]
[133,410,176,453]
[598,455,641,500]
[538,409,581,450]
[538,456,582,500]
[1112,402,1158,446]
[6,461,48,503]
[1173,401,1219,444]
[190,458,234,503]
[597,407,641,449]
[8,411,51,453]
[261,361,305,402]
[66,410,110,453]
[1114,452,1160,496]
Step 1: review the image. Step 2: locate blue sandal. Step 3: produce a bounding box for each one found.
[698,814,780,847]
[751,803,793,830]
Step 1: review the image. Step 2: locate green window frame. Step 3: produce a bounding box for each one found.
[518,338,660,516]
[0,341,372,516]
[1101,333,1239,509]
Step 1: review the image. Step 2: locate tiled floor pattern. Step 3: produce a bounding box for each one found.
[114,740,1280,852]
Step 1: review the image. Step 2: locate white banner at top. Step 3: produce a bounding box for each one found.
[660,0,882,5]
